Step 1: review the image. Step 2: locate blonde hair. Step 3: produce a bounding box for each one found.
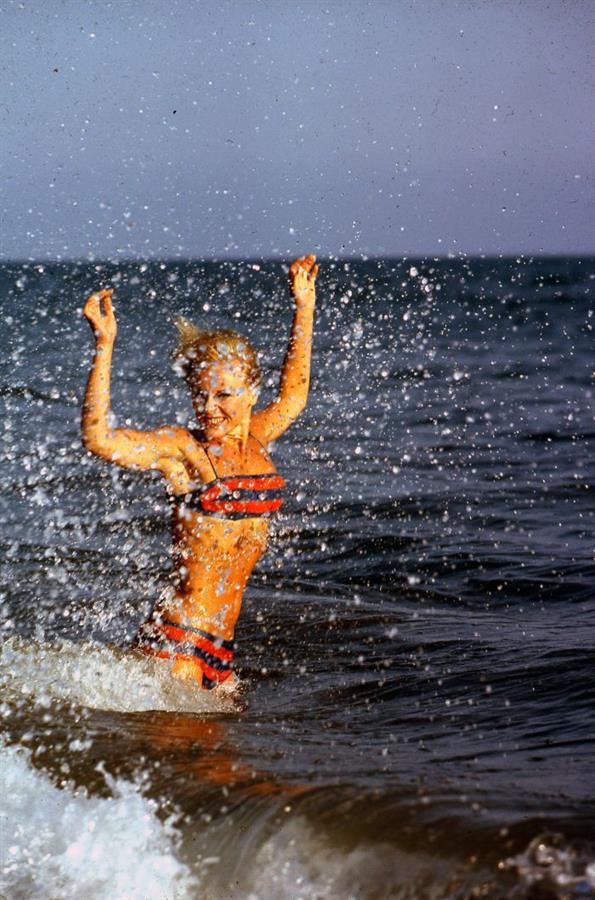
[173,317,261,389]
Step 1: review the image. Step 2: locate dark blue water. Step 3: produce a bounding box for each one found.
[1,256,594,898]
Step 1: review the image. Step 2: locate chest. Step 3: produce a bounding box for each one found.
[196,437,275,480]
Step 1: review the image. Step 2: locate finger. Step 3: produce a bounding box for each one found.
[304,254,315,269]
[102,294,114,317]
[309,264,319,281]
[85,289,108,306]
[83,295,99,317]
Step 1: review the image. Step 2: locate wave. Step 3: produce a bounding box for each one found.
[3,731,594,899]
[0,740,196,900]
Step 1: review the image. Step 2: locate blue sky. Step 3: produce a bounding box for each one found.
[2,0,593,259]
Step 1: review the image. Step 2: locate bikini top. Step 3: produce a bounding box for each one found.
[173,437,285,520]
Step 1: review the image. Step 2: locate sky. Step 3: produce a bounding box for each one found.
[2,0,594,260]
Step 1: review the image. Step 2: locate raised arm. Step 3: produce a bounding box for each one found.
[251,255,317,443]
[81,289,186,472]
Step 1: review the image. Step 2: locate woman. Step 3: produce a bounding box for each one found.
[82,255,317,690]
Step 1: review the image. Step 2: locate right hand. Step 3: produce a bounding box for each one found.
[289,255,318,312]
[83,288,117,342]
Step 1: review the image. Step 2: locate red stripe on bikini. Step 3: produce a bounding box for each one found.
[220,475,285,491]
[137,645,232,684]
[202,476,285,500]
[161,623,234,662]
[200,498,284,514]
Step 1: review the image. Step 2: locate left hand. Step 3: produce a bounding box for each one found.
[83,288,117,343]
[289,255,318,311]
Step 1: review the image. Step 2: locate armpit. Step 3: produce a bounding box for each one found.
[157,457,193,493]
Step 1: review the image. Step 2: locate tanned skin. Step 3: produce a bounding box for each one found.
[82,256,317,687]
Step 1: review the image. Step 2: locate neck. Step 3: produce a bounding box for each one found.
[227,422,250,453]
[207,420,251,456]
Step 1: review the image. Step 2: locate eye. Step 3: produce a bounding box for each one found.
[217,391,231,398]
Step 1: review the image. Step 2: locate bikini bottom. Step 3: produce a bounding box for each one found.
[132,614,235,689]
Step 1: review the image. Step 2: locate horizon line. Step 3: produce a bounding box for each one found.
[1,251,593,266]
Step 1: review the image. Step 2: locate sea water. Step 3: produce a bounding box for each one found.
[1,257,594,898]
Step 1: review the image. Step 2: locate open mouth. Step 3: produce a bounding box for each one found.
[204,417,226,427]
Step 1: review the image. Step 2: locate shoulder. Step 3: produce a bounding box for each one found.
[249,409,274,444]
[136,425,200,461]
[250,403,294,445]
[160,425,212,467]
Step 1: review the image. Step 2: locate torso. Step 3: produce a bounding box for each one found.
[156,429,280,640]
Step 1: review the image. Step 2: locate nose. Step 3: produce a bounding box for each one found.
[204,393,218,415]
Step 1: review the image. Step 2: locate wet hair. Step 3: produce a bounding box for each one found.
[173,317,262,390]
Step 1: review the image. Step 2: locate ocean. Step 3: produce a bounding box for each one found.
[1,256,593,899]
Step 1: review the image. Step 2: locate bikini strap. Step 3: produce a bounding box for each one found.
[188,428,219,480]
[249,431,268,452]
[203,445,219,480]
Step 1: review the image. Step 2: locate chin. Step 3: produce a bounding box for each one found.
[203,421,230,440]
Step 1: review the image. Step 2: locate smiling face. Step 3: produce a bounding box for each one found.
[189,361,257,441]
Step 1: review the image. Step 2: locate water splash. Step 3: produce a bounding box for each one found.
[0,636,239,715]
[503,833,595,899]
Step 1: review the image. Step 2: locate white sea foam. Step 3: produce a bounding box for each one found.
[0,740,196,900]
[0,636,238,714]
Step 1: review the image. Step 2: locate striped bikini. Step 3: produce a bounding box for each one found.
[134,616,235,689]
[173,440,285,520]
[134,438,285,687]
